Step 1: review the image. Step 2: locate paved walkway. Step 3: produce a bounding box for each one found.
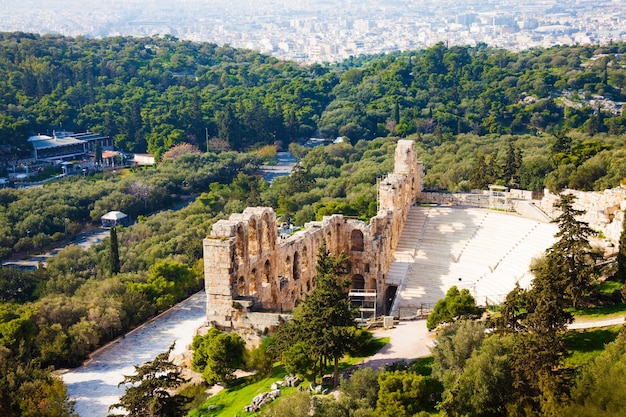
[363,320,435,369]
[360,315,626,371]
[569,316,625,330]
[61,292,207,417]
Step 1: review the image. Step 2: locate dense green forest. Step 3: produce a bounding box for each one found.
[2,33,626,195]
[1,32,626,416]
[1,32,626,158]
[0,136,398,415]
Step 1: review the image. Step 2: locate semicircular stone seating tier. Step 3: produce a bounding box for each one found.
[388,206,558,317]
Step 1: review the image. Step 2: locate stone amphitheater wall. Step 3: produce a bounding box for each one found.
[538,187,626,250]
[202,140,423,339]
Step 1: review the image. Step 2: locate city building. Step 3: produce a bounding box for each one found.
[28,131,113,161]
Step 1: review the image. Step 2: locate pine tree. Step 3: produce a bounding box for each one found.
[549,193,595,309]
[470,153,488,189]
[497,194,595,413]
[109,343,189,417]
[110,226,120,275]
[503,141,516,184]
[280,241,356,387]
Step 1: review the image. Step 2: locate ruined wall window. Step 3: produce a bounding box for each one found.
[236,225,245,261]
[249,218,258,257]
[351,229,364,252]
[263,260,271,284]
[369,278,377,290]
[262,212,272,252]
[352,274,365,290]
[249,268,257,294]
[301,246,309,276]
[365,263,370,273]
[293,251,300,280]
[237,276,246,296]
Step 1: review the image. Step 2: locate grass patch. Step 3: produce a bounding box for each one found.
[564,326,622,368]
[188,336,390,416]
[595,280,623,294]
[570,303,626,321]
[410,356,435,377]
[188,366,293,417]
[180,382,212,412]
[340,337,390,368]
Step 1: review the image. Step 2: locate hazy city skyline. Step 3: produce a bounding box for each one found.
[0,0,624,62]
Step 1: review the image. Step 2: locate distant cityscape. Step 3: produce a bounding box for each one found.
[0,0,624,63]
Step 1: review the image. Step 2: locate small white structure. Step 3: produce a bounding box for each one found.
[132,153,155,166]
[101,211,129,227]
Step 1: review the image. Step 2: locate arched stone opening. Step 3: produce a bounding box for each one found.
[368,278,377,291]
[352,274,365,290]
[385,285,397,315]
[262,212,272,252]
[263,260,271,285]
[237,276,246,296]
[351,229,364,252]
[249,268,257,294]
[235,224,245,261]
[301,246,309,277]
[293,251,300,280]
[249,218,258,257]
[285,256,291,279]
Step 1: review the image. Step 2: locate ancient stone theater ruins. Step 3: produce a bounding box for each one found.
[203,139,626,339]
[203,140,421,337]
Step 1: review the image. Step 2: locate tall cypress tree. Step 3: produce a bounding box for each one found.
[549,193,595,309]
[616,210,626,283]
[110,226,120,274]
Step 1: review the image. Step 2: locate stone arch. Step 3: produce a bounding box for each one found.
[263,260,271,284]
[351,229,364,252]
[293,251,300,280]
[285,255,291,280]
[237,276,246,296]
[352,274,365,290]
[235,224,245,261]
[368,277,377,291]
[249,218,258,257]
[262,212,272,252]
[301,246,309,276]
[249,268,257,294]
[385,285,397,315]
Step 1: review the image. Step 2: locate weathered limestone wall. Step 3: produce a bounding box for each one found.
[538,187,626,249]
[203,140,423,339]
[419,191,490,207]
